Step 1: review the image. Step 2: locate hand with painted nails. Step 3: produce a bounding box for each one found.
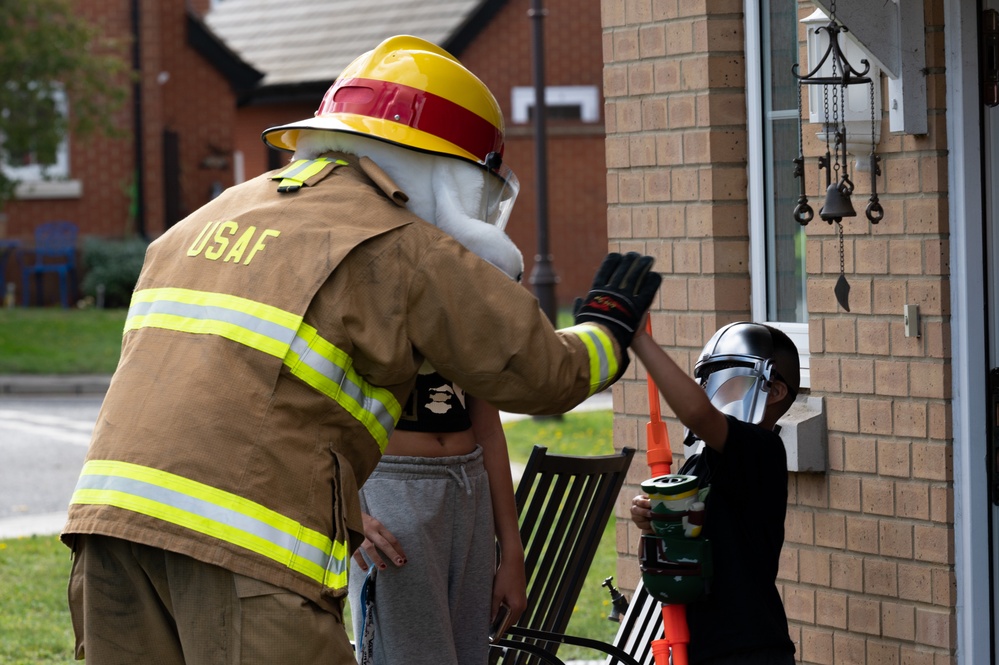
[353,512,408,571]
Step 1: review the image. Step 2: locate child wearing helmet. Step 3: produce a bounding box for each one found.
[629,322,799,665]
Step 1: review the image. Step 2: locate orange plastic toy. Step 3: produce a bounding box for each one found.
[643,317,690,665]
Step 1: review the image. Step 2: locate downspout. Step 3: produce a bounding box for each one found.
[131,0,147,239]
[945,1,992,662]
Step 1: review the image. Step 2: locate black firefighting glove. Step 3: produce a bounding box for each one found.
[573,252,661,354]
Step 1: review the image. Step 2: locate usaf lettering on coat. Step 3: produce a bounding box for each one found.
[186,221,280,265]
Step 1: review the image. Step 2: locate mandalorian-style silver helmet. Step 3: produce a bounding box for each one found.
[683,322,800,446]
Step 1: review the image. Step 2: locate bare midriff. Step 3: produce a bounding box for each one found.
[383,428,478,457]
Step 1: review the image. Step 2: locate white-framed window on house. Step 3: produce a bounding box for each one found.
[746,0,810,387]
[510,85,601,124]
[1,85,82,199]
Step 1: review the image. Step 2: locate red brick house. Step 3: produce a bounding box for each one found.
[0,0,608,311]
[0,0,258,305]
[1,0,254,245]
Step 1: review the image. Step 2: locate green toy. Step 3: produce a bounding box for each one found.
[639,474,713,605]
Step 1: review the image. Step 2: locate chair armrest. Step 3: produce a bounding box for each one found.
[494,626,642,665]
[490,636,568,665]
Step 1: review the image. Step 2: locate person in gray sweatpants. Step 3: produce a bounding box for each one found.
[347,384,526,665]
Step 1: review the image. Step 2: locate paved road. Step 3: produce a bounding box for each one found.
[0,388,612,540]
[0,394,102,539]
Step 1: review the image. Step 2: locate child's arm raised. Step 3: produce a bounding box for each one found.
[631,330,730,452]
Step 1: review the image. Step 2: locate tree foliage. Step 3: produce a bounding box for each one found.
[0,0,129,208]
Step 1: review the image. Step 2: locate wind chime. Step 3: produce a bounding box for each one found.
[791,0,883,312]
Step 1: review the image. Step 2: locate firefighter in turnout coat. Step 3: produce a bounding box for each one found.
[62,35,661,664]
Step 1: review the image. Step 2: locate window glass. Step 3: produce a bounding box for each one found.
[761,0,806,323]
[1,85,70,182]
[748,0,810,386]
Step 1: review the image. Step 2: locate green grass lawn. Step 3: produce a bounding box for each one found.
[0,308,127,374]
[0,536,77,665]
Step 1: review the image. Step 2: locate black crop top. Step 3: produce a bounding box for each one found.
[395,371,473,433]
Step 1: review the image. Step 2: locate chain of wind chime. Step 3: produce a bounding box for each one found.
[791,0,882,312]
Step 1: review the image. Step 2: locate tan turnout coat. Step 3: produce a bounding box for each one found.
[63,153,620,614]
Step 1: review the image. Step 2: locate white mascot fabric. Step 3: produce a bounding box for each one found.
[293,131,524,281]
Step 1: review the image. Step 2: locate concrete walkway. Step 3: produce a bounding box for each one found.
[0,373,112,396]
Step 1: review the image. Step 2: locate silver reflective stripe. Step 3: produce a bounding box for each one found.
[560,323,618,395]
[289,335,397,438]
[277,159,323,180]
[128,298,297,348]
[75,473,339,576]
[72,460,349,587]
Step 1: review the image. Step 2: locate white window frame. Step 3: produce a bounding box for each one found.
[1,85,81,200]
[745,0,810,387]
[510,85,601,124]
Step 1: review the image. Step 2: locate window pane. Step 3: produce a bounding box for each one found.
[769,118,806,321]
[768,3,799,110]
[762,0,806,323]
[1,85,70,181]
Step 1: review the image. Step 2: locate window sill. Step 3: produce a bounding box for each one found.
[778,395,826,473]
[15,179,82,200]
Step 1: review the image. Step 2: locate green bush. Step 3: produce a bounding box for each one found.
[80,236,148,308]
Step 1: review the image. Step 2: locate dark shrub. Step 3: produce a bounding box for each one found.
[80,236,149,308]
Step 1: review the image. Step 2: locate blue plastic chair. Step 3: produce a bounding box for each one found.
[22,220,78,308]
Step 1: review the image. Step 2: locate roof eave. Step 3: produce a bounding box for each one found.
[187,10,264,96]
[443,0,510,57]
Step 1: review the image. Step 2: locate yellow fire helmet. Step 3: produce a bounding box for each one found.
[262,35,518,228]
[262,34,511,175]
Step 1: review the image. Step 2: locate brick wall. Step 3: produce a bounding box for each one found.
[604,1,956,663]
[233,102,317,179]
[152,0,239,231]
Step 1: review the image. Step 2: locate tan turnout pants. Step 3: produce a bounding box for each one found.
[67,535,355,664]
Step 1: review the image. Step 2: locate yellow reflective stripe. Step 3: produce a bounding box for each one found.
[286,322,400,452]
[275,158,333,181]
[124,287,400,448]
[71,460,348,588]
[272,158,347,191]
[126,288,301,359]
[561,323,619,396]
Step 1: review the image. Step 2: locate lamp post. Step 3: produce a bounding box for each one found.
[528,0,558,325]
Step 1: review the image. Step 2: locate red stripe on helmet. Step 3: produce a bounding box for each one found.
[317,77,503,162]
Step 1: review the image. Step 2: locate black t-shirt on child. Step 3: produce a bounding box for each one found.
[679,416,796,664]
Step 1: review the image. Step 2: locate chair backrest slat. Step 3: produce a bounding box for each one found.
[496,444,635,665]
[23,220,79,307]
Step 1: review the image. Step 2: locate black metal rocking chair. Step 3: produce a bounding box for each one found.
[489,444,637,665]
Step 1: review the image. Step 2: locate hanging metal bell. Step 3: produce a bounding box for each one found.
[818,182,857,223]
